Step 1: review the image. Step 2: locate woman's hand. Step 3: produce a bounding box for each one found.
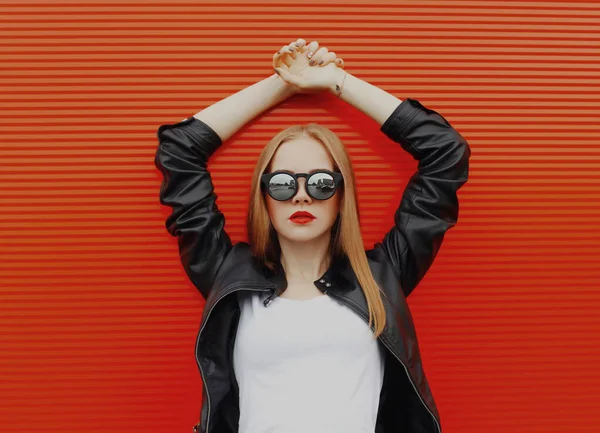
[273,38,345,94]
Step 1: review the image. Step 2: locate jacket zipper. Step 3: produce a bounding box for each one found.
[324,289,442,433]
[194,283,275,433]
[263,287,278,306]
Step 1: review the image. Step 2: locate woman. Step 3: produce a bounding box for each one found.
[154,38,470,433]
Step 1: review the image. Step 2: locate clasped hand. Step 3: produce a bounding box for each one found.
[273,38,346,94]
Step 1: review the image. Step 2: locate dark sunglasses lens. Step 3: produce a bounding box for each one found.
[268,173,296,200]
[307,172,336,199]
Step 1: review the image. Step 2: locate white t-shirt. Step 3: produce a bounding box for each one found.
[233,290,386,433]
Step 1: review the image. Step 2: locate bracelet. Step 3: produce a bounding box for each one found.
[335,71,348,98]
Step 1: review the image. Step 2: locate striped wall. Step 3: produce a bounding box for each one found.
[1,1,599,432]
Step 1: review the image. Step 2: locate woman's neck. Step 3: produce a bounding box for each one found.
[278,233,331,283]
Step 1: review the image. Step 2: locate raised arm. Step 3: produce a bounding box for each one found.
[371,98,470,298]
[333,73,470,297]
[327,70,470,298]
[154,70,296,299]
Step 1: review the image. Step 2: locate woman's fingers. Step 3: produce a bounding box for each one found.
[316,52,337,66]
[275,38,344,71]
[308,47,328,66]
[305,41,319,59]
[287,42,300,59]
[273,39,307,76]
[286,39,307,61]
[274,44,296,67]
[273,45,290,64]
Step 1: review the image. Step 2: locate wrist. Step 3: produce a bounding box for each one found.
[328,68,348,96]
[271,72,298,98]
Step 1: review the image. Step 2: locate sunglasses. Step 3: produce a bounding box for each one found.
[261,169,344,201]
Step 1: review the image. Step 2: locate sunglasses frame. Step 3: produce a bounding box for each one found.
[260,169,344,201]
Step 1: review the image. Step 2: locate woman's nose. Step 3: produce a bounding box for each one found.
[292,178,312,204]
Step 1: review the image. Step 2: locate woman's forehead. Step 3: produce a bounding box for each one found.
[270,138,333,171]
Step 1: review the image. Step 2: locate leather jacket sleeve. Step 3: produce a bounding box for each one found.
[374,98,471,298]
[154,116,232,300]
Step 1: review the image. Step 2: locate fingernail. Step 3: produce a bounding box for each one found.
[288,47,294,52]
[309,60,316,66]
[318,60,324,65]
[295,42,301,46]
[307,52,313,58]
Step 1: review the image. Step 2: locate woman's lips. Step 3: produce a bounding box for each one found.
[290,217,314,224]
[289,211,315,224]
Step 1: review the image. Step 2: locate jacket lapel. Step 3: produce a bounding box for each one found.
[202,242,374,326]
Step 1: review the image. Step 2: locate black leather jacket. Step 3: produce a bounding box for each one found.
[154,98,470,433]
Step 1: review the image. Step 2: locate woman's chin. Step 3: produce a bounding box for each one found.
[280,229,324,243]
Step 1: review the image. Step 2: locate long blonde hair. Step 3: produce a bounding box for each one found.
[247,123,387,338]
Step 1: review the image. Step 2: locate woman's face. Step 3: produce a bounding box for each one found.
[265,137,341,244]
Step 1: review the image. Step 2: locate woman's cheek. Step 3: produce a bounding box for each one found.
[272,206,288,230]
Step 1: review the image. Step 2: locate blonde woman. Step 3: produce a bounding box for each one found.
[154,38,470,433]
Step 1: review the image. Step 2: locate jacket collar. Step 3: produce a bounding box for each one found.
[266,252,354,296]
[206,243,360,313]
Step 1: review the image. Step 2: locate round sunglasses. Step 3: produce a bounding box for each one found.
[261,170,344,201]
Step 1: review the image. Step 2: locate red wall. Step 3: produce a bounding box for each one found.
[1,1,599,432]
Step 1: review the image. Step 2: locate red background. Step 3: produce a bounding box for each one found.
[1,1,599,432]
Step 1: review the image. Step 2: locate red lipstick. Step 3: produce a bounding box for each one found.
[289,211,315,224]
